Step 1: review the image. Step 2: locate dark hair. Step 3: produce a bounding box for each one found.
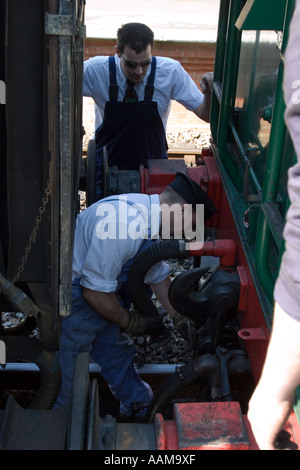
[117,23,154,53]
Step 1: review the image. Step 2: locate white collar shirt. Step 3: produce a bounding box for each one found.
[72,194,169,292]
[83,54,204,131]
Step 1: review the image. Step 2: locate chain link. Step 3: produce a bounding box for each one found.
[13,162,53,283]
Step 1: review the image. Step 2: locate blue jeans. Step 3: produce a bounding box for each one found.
[54,279,153,416]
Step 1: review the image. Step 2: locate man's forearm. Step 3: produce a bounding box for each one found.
[82,287,129,329]
[193,95,211,123]
[193,71,213,122]
[151,276,178,318]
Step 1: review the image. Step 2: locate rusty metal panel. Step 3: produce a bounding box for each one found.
[173,402,249,450]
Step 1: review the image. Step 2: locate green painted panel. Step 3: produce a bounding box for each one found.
[236,0,287,30]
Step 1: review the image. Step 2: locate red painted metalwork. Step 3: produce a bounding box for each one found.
[154,403,300,450]
[211,170,270,383]
[154,402,300,450]
[188,239,237,267]
[140,153,222,225]
[155,402,250,450]
[141,159,187,195]
[140,154,270,381]
[187,153,222,227]
[139,153,300,448]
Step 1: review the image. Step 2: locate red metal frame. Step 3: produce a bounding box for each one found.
[141,155,269,381]
[155,402,251,450]
[139,154,300,450]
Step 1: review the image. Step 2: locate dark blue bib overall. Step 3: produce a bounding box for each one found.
[95,57,168,199]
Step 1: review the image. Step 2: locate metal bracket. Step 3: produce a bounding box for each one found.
[45,13,86,38]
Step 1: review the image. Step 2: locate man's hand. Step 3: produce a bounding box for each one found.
[123,310,166,337]
[172,312,197,350]
[200,72,214,94]
[193,72,214,122]
[247,302,300,450]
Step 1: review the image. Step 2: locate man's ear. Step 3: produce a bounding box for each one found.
[115,46,121,58]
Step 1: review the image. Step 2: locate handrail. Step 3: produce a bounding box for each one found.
[255,0,295,301]
[211,0,244,192]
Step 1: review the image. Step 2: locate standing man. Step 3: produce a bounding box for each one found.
[83,23,213,199]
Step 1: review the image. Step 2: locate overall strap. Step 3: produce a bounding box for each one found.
[108,56,118,101]
[144,56,156,101]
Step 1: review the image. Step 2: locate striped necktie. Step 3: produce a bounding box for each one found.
[123,80,138,102]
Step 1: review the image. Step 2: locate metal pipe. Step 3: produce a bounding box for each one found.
[146,354,220,422]
[215,0,244,192]
[188,239,237,267]
[0,272,40,317]
[210,0,230,141]
[146,348,251,423]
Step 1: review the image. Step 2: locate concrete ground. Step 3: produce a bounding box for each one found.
[84,0,220,42]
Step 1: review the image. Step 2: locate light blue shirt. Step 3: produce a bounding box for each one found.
[83,54,204,130]
[72,194,170,292]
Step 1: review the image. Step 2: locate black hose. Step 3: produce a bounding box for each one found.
[0,336,61,409]
[127,239,188,317]
[145,354,219,422]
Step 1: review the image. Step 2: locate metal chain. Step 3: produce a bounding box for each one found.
[13,162,53,283]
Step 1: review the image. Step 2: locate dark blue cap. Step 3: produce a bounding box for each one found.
[168,171,217,221]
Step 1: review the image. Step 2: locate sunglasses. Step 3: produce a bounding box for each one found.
[121,56,152,69]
